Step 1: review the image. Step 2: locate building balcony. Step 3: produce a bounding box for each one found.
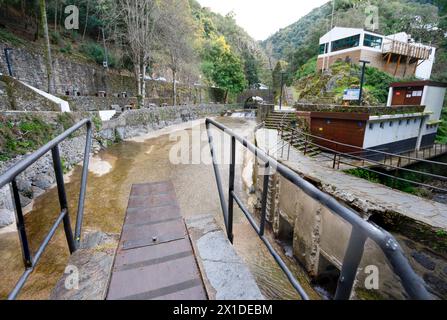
[383,40,431,61]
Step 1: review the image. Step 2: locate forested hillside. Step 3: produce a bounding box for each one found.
[0,0,270,103]
[263,0,446,83]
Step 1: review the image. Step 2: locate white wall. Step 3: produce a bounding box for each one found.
[319,27,364,45]
[416,47,436,80]
[20,81,71,112]
[99,110,117,121]
[421,85,446,123]
[363,117,423,149]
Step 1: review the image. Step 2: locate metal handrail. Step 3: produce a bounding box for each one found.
[206,118,431,300]
[0,119,93,300]
[280,125,447,193]
[280,123,447,167]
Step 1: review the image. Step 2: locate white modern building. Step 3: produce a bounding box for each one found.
[317,27,435,79]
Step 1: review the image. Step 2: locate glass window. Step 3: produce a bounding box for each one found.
[331,35,360,52]
[380,122,384,129]
[369,123,374,130]
[319,43,328,55]
[363,34,383,49]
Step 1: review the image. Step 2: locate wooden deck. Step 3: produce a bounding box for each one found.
[106,181,207,300]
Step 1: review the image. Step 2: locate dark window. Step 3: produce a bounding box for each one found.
[326,119,331,124]
[319,43,328,54]
[363,34,383,49]
[331,35,360,52]
[369,123,374,130]
[407,119,411,125]
[380,122,384,129]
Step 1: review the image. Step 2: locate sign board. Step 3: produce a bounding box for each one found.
[343,89,360,101]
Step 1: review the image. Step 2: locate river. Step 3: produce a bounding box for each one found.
[0,116,319,300]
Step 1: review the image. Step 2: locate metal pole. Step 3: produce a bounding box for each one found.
[334,228,367,300]
[74,121,93,246]
[259,165,270,236]
[51,146,76,254]
[11,179,32,268]
[4,48,14,77]
[227,136,236,243]
[279,72,284,110]
[358,60,370,106]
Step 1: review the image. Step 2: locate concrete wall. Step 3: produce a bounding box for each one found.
[363,117,422,149]
[257,170,447,299]
[421,86,446,124]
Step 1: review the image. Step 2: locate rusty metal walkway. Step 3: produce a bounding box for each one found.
[106,181,207,300]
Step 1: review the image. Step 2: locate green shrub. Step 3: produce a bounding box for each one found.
[60,43,72,54]
[50,31,63,46]
[295,56,317,79]
[0,27,24,46]
[0,115,54,161]
[80,42,117,68]
[364,67,397,104]
[436,108,447,144]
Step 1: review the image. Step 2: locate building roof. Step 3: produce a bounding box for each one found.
[390,81,447,88]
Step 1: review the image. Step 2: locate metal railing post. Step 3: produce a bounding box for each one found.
[227,136,236,243]
[10,179,32,268]
[334,228,367,300]
[74,121,93,246]
[51,146,76,254]
[259,163,270,237]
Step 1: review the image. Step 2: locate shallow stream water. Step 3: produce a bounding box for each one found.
[0,117,317,300]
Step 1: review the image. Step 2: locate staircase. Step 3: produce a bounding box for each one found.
[264,111,297,130]
[281,131,322,158]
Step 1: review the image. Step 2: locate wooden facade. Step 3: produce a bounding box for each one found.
[308,112,368,154]
[391,86,424,106]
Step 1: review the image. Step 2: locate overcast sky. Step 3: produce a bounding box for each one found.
[196,0,329,41]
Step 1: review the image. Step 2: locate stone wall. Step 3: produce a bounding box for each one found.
[0,75,60,111]
[99,104,237,141]
[67,96,136,112]
[0,41,226,105]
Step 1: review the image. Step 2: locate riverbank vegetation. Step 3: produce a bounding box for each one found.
[346,166,444,201]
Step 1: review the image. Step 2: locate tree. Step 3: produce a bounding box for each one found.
[242,51,260,88]
[201,36,247,102]
[40,0,55,94]
[161,0,196,106]
[119,0,163,106]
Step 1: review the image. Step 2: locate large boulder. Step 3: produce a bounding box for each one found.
[0,185,15,228]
